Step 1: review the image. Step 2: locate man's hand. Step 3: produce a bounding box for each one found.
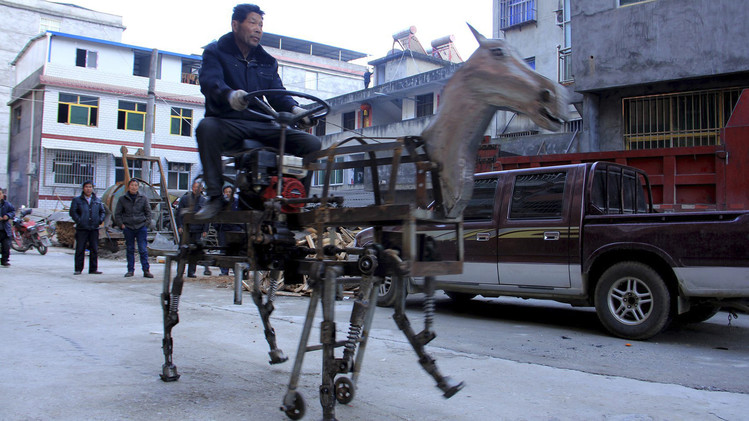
[292,106,316,130]
[228,90,250,111]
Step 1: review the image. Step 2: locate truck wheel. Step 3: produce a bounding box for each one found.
[594,262,671,340]
[376,276,397,307]
[676,304,721,324]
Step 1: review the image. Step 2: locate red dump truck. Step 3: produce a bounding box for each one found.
[363,161,749,340]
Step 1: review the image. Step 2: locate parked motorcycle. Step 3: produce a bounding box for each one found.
[11,208,53,255]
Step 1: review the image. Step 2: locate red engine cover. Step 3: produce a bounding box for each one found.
[261,177,306,213]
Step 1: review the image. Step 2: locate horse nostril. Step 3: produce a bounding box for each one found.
[540,89,552,103]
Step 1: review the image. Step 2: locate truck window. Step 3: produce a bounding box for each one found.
[592,167,649,214]
[509,171,566,219]
[464,177,498,221]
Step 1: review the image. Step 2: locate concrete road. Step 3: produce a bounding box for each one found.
[2,247,748,421]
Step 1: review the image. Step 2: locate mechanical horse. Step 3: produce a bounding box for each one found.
[159,24,566,420]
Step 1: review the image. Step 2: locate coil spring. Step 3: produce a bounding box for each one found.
[423,294,435,330]
[344,324,362,356]
[169,294,180,313]
[268,275,279,302]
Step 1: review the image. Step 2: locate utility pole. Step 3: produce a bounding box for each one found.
[143,48,158,183]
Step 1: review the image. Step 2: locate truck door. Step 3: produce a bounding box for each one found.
[497,169,573,288]
[437,176,500,284]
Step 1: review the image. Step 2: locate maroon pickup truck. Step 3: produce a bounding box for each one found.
[364,162,749,340]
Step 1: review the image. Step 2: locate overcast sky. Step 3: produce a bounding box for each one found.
[66,0,493,63]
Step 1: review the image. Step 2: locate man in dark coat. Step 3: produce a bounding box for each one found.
[114,179,153,278]
[0,187,16,267]
[194,3,321,220]
[69,180,106,275]
[176,181,211,278]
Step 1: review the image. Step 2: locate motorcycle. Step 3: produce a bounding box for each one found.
[11,208,53,255]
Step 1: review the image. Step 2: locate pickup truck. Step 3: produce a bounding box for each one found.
[360,162,749,340]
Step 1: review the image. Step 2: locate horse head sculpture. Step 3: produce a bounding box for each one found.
[422,24,568,219]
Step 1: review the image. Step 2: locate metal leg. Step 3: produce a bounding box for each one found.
[160,255,186,382]
[319,265,342,421]
[351,276,379,385]
[392,275,464,398]
[251,269,288,365]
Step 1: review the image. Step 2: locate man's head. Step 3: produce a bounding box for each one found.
[127,179,140,195]
[82,180,94,197]
[0,188,5,201]
[231,4,264,51]
[223,185,234,197]
[191,181,202,195]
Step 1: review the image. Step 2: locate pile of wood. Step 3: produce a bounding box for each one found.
[55,221,76,248]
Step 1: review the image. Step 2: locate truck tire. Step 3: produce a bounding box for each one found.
[376,276,397,307]
[594,261,671,340]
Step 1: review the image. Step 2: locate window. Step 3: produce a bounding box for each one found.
[167,162,191,190]
[75,49,97,68]
[499,0,536,29]
[170,107,193,136]
[181,58,201,85]
[313,157,344,187]
[342,111,356,131]
[524,57,535,70]
[619,0,652,6]
[314,117,326,136]
[39,17,60,32]
[12,107,22,135]
[305,71,318,90]
[592,166,648,214]
[557,0,573,84]
[117,101,147,131]
[115,158,143,182]
[416,93,434,118]
[464,177,499,221]
[57,93,98,126]
[509,171,566,219]
[623,87,744,150]
[133,50,161,78]
[52,150,96,185]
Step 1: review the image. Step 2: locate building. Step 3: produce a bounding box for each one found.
[8,29,367,210]
[493,0,749,155]
[0,0,125,190]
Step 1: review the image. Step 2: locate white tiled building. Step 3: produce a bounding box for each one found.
[8,31,366,210]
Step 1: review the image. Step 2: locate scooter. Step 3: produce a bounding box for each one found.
[11,208,53,255]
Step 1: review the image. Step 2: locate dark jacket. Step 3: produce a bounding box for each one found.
[218,195,242,233]
[199,31,298,121]
[114,192,151,230]
[0,199,15,236]
[176,192,207,233]
[70,193,106,231]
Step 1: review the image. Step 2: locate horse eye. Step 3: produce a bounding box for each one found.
[491,48,504,57]
[540,89,552,102]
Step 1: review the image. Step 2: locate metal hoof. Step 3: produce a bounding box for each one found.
[439,377,464,398]
[160,364,180,382]
[269,349,289,365]
[281,390,305,420]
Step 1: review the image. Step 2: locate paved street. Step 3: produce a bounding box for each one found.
[2,247,749,421]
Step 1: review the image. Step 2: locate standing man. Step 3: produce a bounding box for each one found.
[218,185,241,276]
[69,180,106,275]
[176,181,211,278]
[194,3,321,220]
[0,188,15,267]
[114,179,153,278]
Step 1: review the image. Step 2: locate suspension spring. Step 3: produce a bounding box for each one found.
[268,275,279,302]
[169,294,180,313]
[423,294,435,331]
[343,324,362,358]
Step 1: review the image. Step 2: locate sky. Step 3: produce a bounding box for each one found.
[66,0,494,63]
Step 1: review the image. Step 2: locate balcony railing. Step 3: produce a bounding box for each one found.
[499,0,537,30]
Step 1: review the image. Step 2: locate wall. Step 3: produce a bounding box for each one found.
[572,0,749,92]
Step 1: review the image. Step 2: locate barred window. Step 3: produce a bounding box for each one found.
[52,150,96,185]
[499,0,536,30]
[170,107,192,136]
[464,177,499,221]
[623,88,744,150]
[117,101,147,131]
[167,162,191,190]
[58,93,98,126]
[509,171,566,219]
[416,93,434,118]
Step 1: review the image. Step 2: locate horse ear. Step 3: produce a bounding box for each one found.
[467,23,486,45]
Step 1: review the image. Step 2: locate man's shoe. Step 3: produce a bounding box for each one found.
[74,271,82,275]
[194,196,225,220]
[187,273,197,278]
[143,271,154,278]
[124,272,134,277]
[1,262,10,267]
[90,271,103,275]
